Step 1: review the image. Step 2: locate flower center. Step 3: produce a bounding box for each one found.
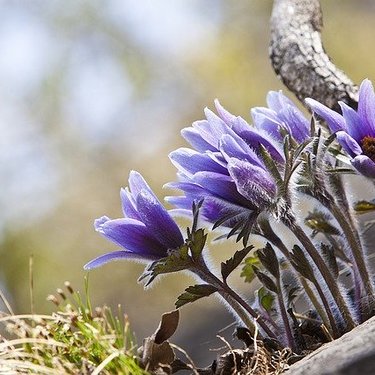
[361,136,375,162]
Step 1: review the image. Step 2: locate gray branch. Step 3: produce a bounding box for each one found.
[270,0,358,111]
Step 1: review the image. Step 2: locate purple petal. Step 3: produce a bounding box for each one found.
[251,107,278,123]
[165,180,207,195]
[251,108,283,141]
[351,155,375,178]
[266,91,295,112]
[199,196,251,226]
[94,216,111,231]
[84,250,142,270]
[168,208,194,219]
[214,99,237,126]
[169,193,250,227]
[278,105,310,143]
[128,171,156,199]
[204,107,228,130]
[358,79,375,136]
[193,171,254,208]
[192,116,237,150]
[336,131,362,157]
[136,189,184,250]
[181,125,217,153]
[219,134,264,168]
[166,180,227,210]
[305,98,346,133]
[231,116,251,136]
[96,218,166,258]
[165,195,193,210]
[120,188,140,220]
[166,180,223,208]
[339,101,363,141]
[228,158,276,208]
[206,151,227,169]
[238,126,284,162]
[169,148,228,177]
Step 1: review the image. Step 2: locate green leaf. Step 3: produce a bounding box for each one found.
[253,266,278,293]
[175,284,218,308]
[139,245,192,286]
[326,167,356,174]
[290,245,314,281]
[212,211,240,230]
[304,210,340,236]
[257,287,275,312]
[257,243,280,279]
[221,246,253,283]
[188,228,207,261]
[323,130,335,145]
[311,129,321,157]
[258,144,284,193]
[185,201,207,261]
[282,138,310,189]
[294,138,311,161]
[227,218,247,239]
[240,255,261,283]
[191,199,203,234]
[237,214,258,246]
[223,212,258,246]
[354,200,375,214]
[279,126,290,141]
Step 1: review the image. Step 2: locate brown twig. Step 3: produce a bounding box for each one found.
[270,0,358,111]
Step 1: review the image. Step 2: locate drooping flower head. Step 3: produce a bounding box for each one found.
[84,171,184,270]
[306,79,375,178]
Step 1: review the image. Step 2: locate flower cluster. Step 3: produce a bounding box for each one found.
[167,92,310,234]
[86,80,375,353]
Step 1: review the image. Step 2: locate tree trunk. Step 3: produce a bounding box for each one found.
[269,0,358,111]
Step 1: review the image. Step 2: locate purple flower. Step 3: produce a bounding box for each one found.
[306,79,375,178]
[214,101,285,162]
[167,103,278,230]
[84,171,184,270]
[251,91,310,144]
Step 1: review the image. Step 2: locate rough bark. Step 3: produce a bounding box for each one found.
[270,0,358,111]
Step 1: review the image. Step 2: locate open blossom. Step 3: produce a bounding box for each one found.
[306,79,375,178]
[84,171,184,270]
[167,101,280,230]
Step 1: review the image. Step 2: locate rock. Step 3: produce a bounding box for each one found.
[287,316,375,374]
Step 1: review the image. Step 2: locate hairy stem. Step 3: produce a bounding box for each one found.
[275,278,295,350]
[258,218,335,334]
[309,274,340,338]
[298,276,331,332]
[284,214,356,330]
[192,260,277,340]
[218,291,258,336]
[329,202,375,304]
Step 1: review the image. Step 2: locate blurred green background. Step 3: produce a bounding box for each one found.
[1,0,374,366]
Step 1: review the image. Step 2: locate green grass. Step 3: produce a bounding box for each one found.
[0,280,148,374]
